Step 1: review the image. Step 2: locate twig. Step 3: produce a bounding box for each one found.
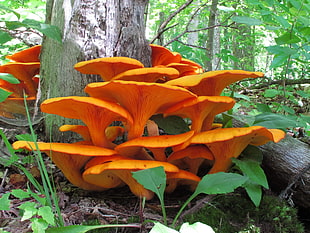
[0,168,9,191]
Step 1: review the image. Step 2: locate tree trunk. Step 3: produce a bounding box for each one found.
[40,0,151,142]
[260,136,310,209]
[205,0,220,71]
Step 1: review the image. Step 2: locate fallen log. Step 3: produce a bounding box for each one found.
[260,135,310,209]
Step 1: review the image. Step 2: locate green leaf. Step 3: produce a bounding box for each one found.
[19,202,38,221]
[273,15,291,28]
[5,21,26,30]
[132,167,167,224]
[194,172,248,195]
[0,31,13,44]
[270,54,289,68]
[46,224,140,233]
[281,105,295,114]
[232,16,262,26]
[149,222,178,233]
[241,145,263,163]
[0,88,12,102]
[16,133,35,141]
[266,45,297,56]
[151,114,190,135]
[256,103,272,113]
[275,32,301,45]
[11,189,31,199]
[38,206,55,226]
[0,193,10,210]
[243,181,262,207]
[263,89,279,98]
[38,24,62,43]
[232,159,268,188]
[0,73,20,84]
[0,4,20,19]
[253,112,297,129]
[31,218,49,233]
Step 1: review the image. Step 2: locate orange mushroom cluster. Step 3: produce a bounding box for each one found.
[0,45,41,118]
[12,44,285,200]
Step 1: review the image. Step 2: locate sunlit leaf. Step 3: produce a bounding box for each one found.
[0,4,20,19]
[263,89,279,98]
[0,31,12,44]
[11,189,31,199]
[0,88,12,102]
[0,193,10,210]
[38,206,55,225]
[232,16,262,26]
[243,181,262,207]
[0,73,20,84]
[253,112,297,129]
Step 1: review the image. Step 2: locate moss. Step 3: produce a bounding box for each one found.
[183,193,305,233]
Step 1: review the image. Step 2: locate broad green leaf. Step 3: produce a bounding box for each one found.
[0,73,20,84]
[263,89,279,98]
[241,145,263,163]
[281,105,295,114]
[0,129,20,166]
[149,222,178,233]
[0,4,20,19]
[256,103,272,113]
[151,114,190,135]
[31,218,49,233]
[0,31,12,44]
[266,45,297,56]
[253,112,297,129]
[232,159,268,188]
[16,133,35,142]
[0,88,12,102]
[11,189,31,199]
[194,172,248,195]
[38,24,62,43]
[38,206,55,226]
[232,16,262,26]
[244,181,262,207]
[19,202,38,221]
[275,32,301,45]
[0,193,10,210]
[273,15,291,28]
[5,21,26,30]
[270,54,289,68]
[46,224,140,233]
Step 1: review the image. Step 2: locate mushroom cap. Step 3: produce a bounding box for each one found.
[74,57,144,81]
[0,78,39,98]
[85,80,197,139]
[6,45,41,62]
[41,96,133,148]
[0,96,36,118]
[111,67,179,82]
[166,169,201,193]
[0,62,40,96]
[115,131,195,161]
[189,126,286,173]
[150,44,182,66]
[12,141,116,190]
[165,70,264,96]
[164,96,235,132]
[83,160,180,199]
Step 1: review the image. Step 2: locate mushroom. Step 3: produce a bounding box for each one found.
[0,96,36,118]
[85,80,197,140]
[59,125,125,144]
[0,62,40,96]
[166,169,201,193]
[12,141,118,191]
[164,96,235,133]
[40,96,133,148]
[115,131,195,161]
[167,144,214,175]
[111,67,179,82]
[83,159,180,200]
[165,70,264,96]
[6,45,41,62]
[188,126,286,174]
[150,44,182,66]
[74,57,144,81]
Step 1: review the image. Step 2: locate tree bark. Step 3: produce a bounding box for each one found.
[40,0,150,142]
[260,136,310,209]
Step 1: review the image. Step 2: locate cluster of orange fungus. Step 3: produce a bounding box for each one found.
[12,44,285,200]
[0,45,41,118]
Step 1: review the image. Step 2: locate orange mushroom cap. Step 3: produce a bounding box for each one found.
[166,169,201,193]
[12,141,118,191]
[150,44,182,66]
[0,62,40,96]
[189,126,286,174]
[41,96,133,148]
[83,159,180,200]
[115,131,195,161]
[111,67,180,82]
[165,70,264,96]
[6,45,41,62]
[164,96,235,133]
[74,57,144,81]
[85,80,197,140]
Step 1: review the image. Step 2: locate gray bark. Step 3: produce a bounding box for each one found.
[260,136,310,209]
[40,0,150,142]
